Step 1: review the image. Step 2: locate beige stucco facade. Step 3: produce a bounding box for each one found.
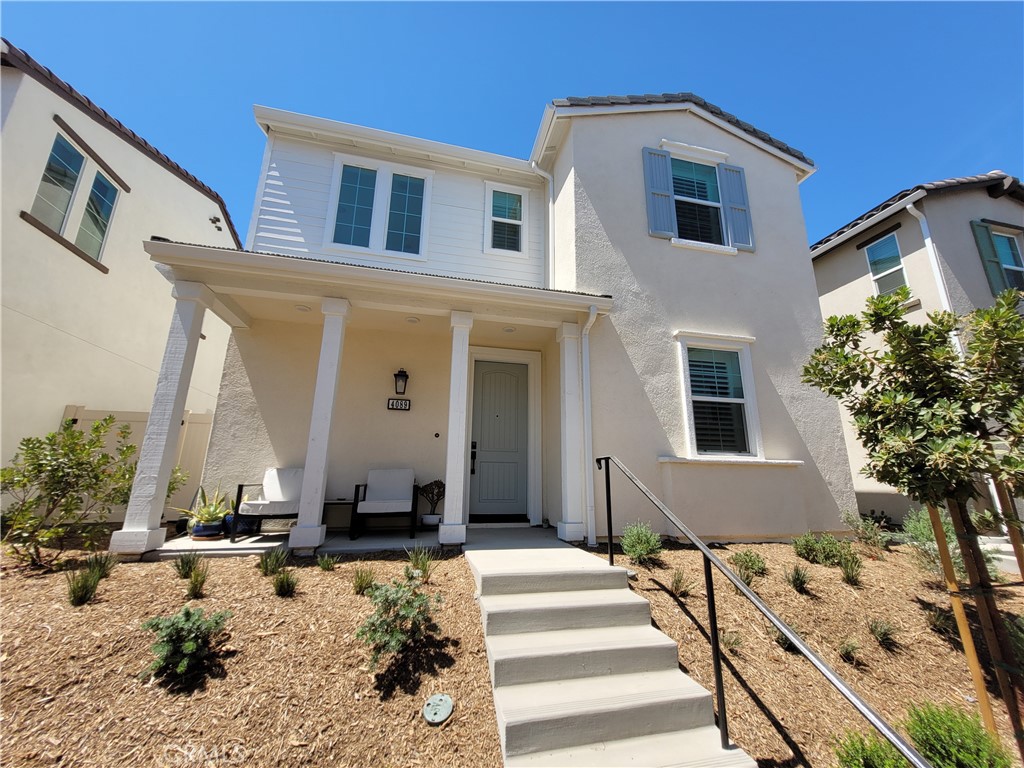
[812,178,1024,521]
[1,56,236,472]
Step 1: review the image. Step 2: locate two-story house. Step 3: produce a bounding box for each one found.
[109,93,855,554]
[1,39,240,514]
[811,171,1024,521]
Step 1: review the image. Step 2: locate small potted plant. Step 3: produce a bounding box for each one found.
[418,479,445,526]
[176,486,232,540]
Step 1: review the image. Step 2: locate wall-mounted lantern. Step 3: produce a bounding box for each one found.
[394,368,410,395]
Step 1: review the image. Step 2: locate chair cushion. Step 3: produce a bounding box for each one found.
[358,499,412,515]
[263,468,304,502]
[238,499,300,517]
[365,469,414,502]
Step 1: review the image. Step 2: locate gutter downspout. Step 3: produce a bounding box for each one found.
[905,202,953,314]
[531,161,556,289]
[581,306,598,547]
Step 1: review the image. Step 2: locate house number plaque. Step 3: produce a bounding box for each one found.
[387,398,411,411]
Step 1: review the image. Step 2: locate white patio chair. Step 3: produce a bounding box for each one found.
[231,468,303,542]
[350,468,419,540]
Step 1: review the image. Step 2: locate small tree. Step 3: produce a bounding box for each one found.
[418,479,445,517]
[803,287,1024,756]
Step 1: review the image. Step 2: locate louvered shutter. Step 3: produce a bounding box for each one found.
[971,220,1009,296]
[718,164,754,251]
[642,147,676,239]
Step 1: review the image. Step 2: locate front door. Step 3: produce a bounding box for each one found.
[469,361,528,521]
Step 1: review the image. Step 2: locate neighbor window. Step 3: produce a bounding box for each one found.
[328,154,431,257]
[74,172,118,260]
[992,232,1024,290]
[864,233,906,296]
[678,339,760,456]
[484,181,529,256]
[30,134,85,232]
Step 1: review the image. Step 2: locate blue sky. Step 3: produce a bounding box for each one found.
[3,2,1021,244]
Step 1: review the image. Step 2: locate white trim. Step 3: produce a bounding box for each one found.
[483,180,530,259]
[658,455,802,467]
[677,334,763,460]
[467,346,543,526]
[72,169,121,263]
[811,190,927,260]
[658,139,729,164]
[674,329,756,344]
[322,151,435,262]
[246,132,276,251]
[991,230,1024,287]
[905,202,953,315]
[670,238,738,256]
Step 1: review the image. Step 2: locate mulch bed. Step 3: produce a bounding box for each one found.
[0,550,502,768]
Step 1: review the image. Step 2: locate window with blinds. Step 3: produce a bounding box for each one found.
[687,347,750,454]
[864,233,906,296]
[671,159,724,246]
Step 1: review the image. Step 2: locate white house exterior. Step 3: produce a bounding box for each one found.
[111,93,856,554]
[811,171,1024,521]
[1,39,239,511]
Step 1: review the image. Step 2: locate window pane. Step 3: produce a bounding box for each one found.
[692,401,749,453]
[1005,268,1024,291]
[386,174,425,254]
[492,220,521,251]
[993,234,1023,269]
[671,159,720,202]
[30,134,84,231]
[74,173,117,259]
[333,165,376,248]
[875,268,906,296]
[675,200,724,245]
[866,234,901,276]
[492,191,522,221]
[688,348,743,399]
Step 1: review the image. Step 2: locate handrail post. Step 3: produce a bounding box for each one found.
[597,457,614,565]
[704,554,729,750]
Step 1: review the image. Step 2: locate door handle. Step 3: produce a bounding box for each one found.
[471,441,477,475]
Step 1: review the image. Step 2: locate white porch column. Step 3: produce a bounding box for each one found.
[289,298,350,549]
[440,311,473,545]
[557,322,586,541]
[110,282,212,554]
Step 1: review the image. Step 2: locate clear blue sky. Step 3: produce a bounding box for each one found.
[3,2,1021,244]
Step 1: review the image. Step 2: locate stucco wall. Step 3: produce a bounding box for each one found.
[0,68,234,461]
[556,110,856,539]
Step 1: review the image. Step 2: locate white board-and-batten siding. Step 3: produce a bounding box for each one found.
[249,135,546,287]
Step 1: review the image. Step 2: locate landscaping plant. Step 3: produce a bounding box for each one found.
[173,551,203,579]
[728,549,767,576]
[718,630,742,653]
[620,520,662,565]
[85,551,117,580]
[352,566,375,595]
[869,619,898,650]
[186,561,209,600]
[405,544,436,584]
[273,570,297,598]
[785,564,811,594]
[793,532,819,563]
[840,549,864,586]
[901,507,995,582]
[316,553,337,571]
[66,568,101,606]
[257,547,288,576]
[669,568,692,597]
[841,509,892,555]
[838,639,859,665]
[834,730,907,768]
[906,702,1010,768]
[418,479,445,517]
[142,605,230,684]
[356,569,441,669]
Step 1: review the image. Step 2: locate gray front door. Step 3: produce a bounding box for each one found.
[469,361,528,517]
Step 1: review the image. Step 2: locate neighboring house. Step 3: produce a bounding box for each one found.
[1,39,240,515]
[110,92,856,554]
[811,171,1024,522]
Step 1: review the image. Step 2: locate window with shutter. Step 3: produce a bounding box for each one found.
[992,232,1024,291]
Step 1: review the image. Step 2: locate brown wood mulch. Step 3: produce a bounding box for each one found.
[2,541,1023,767]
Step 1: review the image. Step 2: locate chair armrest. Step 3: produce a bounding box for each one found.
[234,483,265,513]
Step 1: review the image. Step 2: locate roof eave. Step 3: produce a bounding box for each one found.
[810,189,928,260]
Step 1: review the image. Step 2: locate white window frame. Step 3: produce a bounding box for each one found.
[659,142,738,255]
[31,132,123,263]
[991,229,1024,289]
[675,331,762,460]
[863,232,908,297]
[483,180,529,258]
[323,152,434,262]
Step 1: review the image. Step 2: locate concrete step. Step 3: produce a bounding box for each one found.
[488,624,679,687]
[466,547,629,596]
[504,725,758,768]
[480,588,652,635]
[496,669,714,757]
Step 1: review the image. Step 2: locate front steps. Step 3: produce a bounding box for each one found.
[978,536,1021,577]
[465,545,756,767]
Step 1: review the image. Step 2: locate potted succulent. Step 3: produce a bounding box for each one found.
[176,486,232,540]
[418,479,445,526]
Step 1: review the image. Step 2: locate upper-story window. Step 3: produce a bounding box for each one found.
[864,232,906,296]
[484,181,529,256]
[28,133,120,263]
[643,144,754,253]
[327,153,432,259]
[970,220,1023,296]
[992,232,1024,290]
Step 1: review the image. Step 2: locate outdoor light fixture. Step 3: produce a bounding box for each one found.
[394,368,409,395]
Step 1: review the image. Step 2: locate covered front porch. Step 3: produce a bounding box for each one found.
[109,241,611,555]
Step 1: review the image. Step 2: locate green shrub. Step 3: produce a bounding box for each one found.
[816,534,844,566]
[1005,614,1024,666]
[316,553,337,571]
[719,630,742,653]
[85,551,117,580]
[173,551,204,579]
[66,568,101,606]
[186,561,209,600]
[273,569,297,598]
[906,702,1010,768]
[620,521,662,565]
[356,571,441,668]
[406,544,436,584]
[835,730,908,768]
[924,607,955,637]
[729,550,767,576]
[353,566,375,595]
[840,549,864,586]
[669,568,692,597]
[900,507,995,582]
[869,619,898,650]
[142,606,229,683]
[257,547,288,576]
[785,564,811,594]
[838,638,859,665]
[841,510,892,555]
[793,532,819,562]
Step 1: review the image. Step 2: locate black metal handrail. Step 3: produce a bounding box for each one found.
[596,455,931,768]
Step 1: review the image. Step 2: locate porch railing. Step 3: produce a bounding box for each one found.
[596,455,931,768]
